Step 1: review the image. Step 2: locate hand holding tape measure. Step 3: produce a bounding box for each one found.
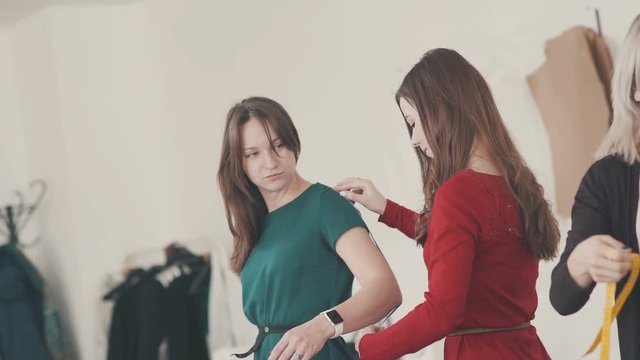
[584,253,640,359]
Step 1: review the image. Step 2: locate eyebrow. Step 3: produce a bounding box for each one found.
[242,137,281,151]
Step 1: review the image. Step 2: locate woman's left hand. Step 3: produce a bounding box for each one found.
[268,314,335,360]
[355,325,384,355]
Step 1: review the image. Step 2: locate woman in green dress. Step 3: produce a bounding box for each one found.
[217,96,402,360]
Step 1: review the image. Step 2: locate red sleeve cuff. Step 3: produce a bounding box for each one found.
[378,199,398,225]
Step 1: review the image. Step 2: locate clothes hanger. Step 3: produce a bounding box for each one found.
[104,238,213,299]
[0,179,47,248]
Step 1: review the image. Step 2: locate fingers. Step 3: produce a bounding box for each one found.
[269,333,317,360]
[595,236,632,266]
[340,190,365,204]
[301,350,312,360]
[602,247,632,264]
[334,177,358,189]
[589,255,632,283]
[276,344,296,360]
[593,255,632,273]
[269,340,295,360]
[591,267,630,283]
[268,338,290,360]
[598,235,629,250]
[334,177,370,193]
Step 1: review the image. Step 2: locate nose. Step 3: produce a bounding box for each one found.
[264,149,279,169]
[410,132,421,148]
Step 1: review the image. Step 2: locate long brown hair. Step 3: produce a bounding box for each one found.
[217,97,301,273]
[397,48,559,260]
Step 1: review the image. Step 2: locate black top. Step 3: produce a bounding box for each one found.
[550,155,640,359]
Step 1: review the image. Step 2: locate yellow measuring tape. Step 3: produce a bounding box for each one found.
[584,253,640,359]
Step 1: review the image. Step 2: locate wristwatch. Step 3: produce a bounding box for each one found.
[322,309,344,338]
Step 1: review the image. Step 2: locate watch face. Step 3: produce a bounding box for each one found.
[326,310,344,324]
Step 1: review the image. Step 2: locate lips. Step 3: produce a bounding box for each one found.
[266,172,283,180]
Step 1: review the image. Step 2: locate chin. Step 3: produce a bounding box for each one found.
[259,178,290,193]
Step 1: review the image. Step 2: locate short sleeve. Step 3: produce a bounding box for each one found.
[319,186,369,250]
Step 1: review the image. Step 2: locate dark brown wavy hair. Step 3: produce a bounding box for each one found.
[397,48,559,260]
[217,97,301,273]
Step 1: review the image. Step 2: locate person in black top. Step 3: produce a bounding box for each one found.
[550,13,640,360]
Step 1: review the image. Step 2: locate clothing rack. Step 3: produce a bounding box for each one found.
[103,242,211,301]
[122,235,212,271]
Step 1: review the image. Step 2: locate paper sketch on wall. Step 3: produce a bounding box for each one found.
[527,26,613,217]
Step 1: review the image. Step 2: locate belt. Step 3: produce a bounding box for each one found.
[449,321,531,336]
[233,325,293,358]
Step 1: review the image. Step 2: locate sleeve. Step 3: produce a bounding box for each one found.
[319,187,369,251]
[378,199,419,240]
[549,160,610,315]
[359,177,479,359]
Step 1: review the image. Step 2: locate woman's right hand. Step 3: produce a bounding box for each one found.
[567,234,633,288]
[333,177,387,215]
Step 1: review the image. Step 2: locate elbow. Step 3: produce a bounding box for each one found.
[554,306,577,317]
[376,276,403,312]
[438,304,465,335]
[549,289,580,316]
[359,273,403,317]
[386,276,402,309]
[390,286,403,309]
[550,301,578,316]
[549,266,591,316]
[446,312,465,334]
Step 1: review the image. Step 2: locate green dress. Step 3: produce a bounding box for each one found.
[241,183,367,359]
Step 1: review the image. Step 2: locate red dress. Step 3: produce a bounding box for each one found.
[359,170,550,360]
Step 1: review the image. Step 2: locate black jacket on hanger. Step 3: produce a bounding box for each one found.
[106,254,210,360]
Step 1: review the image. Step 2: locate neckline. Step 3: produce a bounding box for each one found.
[465,168,504,179]
[266,183,318,217]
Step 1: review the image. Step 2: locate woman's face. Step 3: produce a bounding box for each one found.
[240,117,297,195]
[399,97,433,158]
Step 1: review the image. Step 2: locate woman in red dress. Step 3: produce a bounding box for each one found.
[335,48,560,360]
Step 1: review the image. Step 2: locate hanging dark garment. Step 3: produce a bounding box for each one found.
[0,244,50,360]
[106,269,148,360]
[106,253,210,360]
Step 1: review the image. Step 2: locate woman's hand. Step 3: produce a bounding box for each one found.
[355,325,384,355]
[567,234,633,287]
[268,314,334,360]
[334,177,387,215]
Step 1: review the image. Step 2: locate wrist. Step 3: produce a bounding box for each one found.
[314,314,336,339]
[567,252,592,287]
[375,198,387,215]
[321,309,344,338]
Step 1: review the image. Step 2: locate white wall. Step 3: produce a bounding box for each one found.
[0,0,638,359]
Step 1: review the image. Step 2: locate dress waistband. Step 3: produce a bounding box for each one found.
[233,325,293,358]
[449,321,531,337]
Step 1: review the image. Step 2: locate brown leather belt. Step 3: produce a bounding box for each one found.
[449,321,531,336]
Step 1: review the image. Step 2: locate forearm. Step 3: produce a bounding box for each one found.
[550,259,595,315]
[378,199,418,240]
[333,274,402,334]
[360,297,464,359]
